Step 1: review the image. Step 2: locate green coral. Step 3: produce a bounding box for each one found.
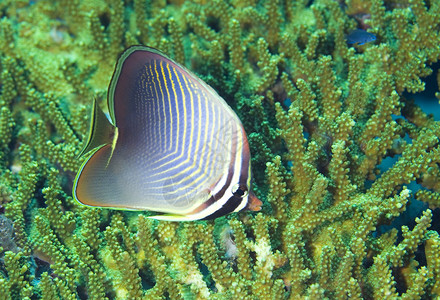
[0,0,440,299]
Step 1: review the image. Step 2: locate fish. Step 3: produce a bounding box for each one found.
[346,29,376,45]
[73,45,262,221]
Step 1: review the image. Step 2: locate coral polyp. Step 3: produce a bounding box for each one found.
[0,0,439,299]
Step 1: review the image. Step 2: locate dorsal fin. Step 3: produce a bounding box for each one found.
[78,98,115,158]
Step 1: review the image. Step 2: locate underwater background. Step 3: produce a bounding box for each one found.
[0,0,440,299]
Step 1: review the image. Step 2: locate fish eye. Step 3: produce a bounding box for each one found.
[231,184,249,198]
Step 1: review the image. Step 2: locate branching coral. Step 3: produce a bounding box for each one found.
[0,0,439,299]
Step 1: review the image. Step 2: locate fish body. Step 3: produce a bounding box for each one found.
[73,46,262,221]
[346,29,376,45]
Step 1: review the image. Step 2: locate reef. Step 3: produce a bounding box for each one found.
[0,0,440,299]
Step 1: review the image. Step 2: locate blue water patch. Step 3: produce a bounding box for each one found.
[405,61,440,120]
[374,197,428,239]
[414,93,440,121]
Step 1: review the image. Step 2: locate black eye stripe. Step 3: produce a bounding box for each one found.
[201,195,243,220]
[234,189,244,197]
[233,184,248,197]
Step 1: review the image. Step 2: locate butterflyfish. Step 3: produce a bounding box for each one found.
[346,29,376,45]
[73,45,262,221]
